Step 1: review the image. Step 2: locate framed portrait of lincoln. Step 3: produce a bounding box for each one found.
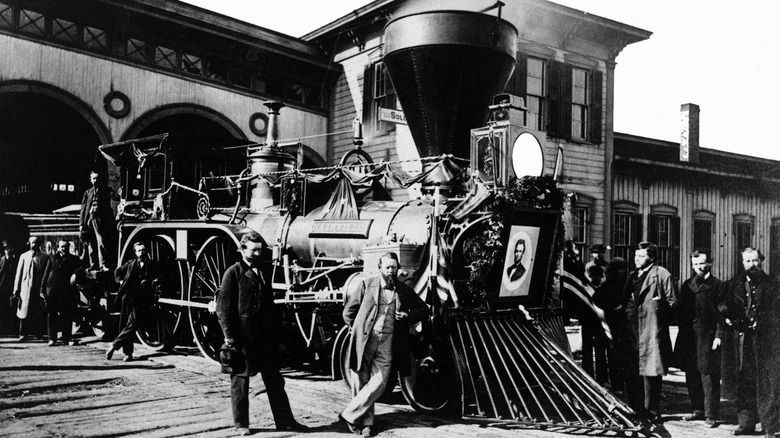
[495,208,561,309]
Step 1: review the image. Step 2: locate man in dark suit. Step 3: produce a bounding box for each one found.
[0,240,19,334]
[216,232,307,436]
[106,241,159,362]
[506,239,527,282]
[79,170,115,271]
[340,252,428,437]
[624,241,679,422]
[675,250,722,427]
[717,248,780,437]
[43,240,82,346]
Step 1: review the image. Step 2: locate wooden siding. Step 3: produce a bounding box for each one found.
[613,174,780,281]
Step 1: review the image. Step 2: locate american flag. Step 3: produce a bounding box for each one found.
[560,241,611,341]
[414,231,459,308]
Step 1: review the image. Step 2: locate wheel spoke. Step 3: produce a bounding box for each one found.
[189,236,235,362]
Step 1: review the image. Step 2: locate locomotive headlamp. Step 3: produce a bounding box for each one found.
[511,132,544,177]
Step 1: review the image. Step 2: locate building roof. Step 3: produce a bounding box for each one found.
[614,132,780,193]
[302,0,651,59]
[109,0,330,63]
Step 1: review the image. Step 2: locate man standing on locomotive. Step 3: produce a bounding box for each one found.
[43,239,82,346]
[79,170,115,271]
[106,241,159,362]
[216,232,308,436]
[340,252,428,437]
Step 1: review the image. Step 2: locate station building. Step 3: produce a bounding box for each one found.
[1,0,778,280]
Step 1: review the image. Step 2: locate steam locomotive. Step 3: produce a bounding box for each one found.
[84,5,644,433]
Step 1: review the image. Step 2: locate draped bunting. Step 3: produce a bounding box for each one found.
[99,134,168,168]
[281,155,469,221]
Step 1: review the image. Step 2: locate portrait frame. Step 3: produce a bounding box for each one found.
[491,207,561,309]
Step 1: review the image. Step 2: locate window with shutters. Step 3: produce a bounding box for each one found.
[771,218,780,277]
[734,214,755,271]
[693,210,715,255]
[613,201,642,269]
[504,47,553,132]
[649,205,681,278]
[362,62,398,135]
[547,60,603,144]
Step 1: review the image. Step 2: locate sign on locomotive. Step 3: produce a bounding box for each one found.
[77,4,646,434]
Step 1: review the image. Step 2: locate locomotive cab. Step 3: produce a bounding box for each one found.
[100,134,248,221]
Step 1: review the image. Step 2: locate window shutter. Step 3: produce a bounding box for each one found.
[671,216,681,276]
[560,63,573,140]
[362,64,374,135]
[547,60,562,137]
[590,69,603,144]
[648,214,659,243]
[633,213,644,246]
[548,61,572,140]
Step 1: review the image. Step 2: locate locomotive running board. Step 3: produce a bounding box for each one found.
[448,309,646,434]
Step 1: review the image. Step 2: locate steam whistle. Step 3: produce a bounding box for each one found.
[352,118,363,147]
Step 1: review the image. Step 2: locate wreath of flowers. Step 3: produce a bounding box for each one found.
[466,175,566,308]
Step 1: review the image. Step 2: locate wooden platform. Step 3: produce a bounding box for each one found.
[0,336,766,437]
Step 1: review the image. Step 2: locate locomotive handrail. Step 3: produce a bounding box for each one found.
[293,259,359,287]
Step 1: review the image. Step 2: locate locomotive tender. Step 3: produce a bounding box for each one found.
[95,4,644,433]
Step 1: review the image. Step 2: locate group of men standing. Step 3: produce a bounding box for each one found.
[0,170,117,344]
[0,236,82,345]
[587,242,780,437]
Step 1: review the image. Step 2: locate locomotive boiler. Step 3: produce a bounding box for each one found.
[93,4,646,434]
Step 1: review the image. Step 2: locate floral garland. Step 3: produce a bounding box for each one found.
[466,175,566,308]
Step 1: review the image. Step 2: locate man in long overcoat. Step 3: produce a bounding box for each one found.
[106,241,159,362]
[43,240,83,346]
[717,248,780,437]
[674,250,722,427]
[624,241,679,421]
[340,252,428,436]
[13,237,49,341]
[216,232,307,436]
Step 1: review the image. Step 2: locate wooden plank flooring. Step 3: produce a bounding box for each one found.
[0,336,764,437]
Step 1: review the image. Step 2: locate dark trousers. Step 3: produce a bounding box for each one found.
[733,368,757,429]
[19,316,44,338]
[702,373,721,420]
[112,308,138,355]
[47,304,74,343]
[626,373,663,417]
[230,357,294,429]
[755,342,780,434]
[734,333,758,430]
[685,367,705,415]
[581,321,609,385]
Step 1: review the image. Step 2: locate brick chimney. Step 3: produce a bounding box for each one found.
[680,103,700,163]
